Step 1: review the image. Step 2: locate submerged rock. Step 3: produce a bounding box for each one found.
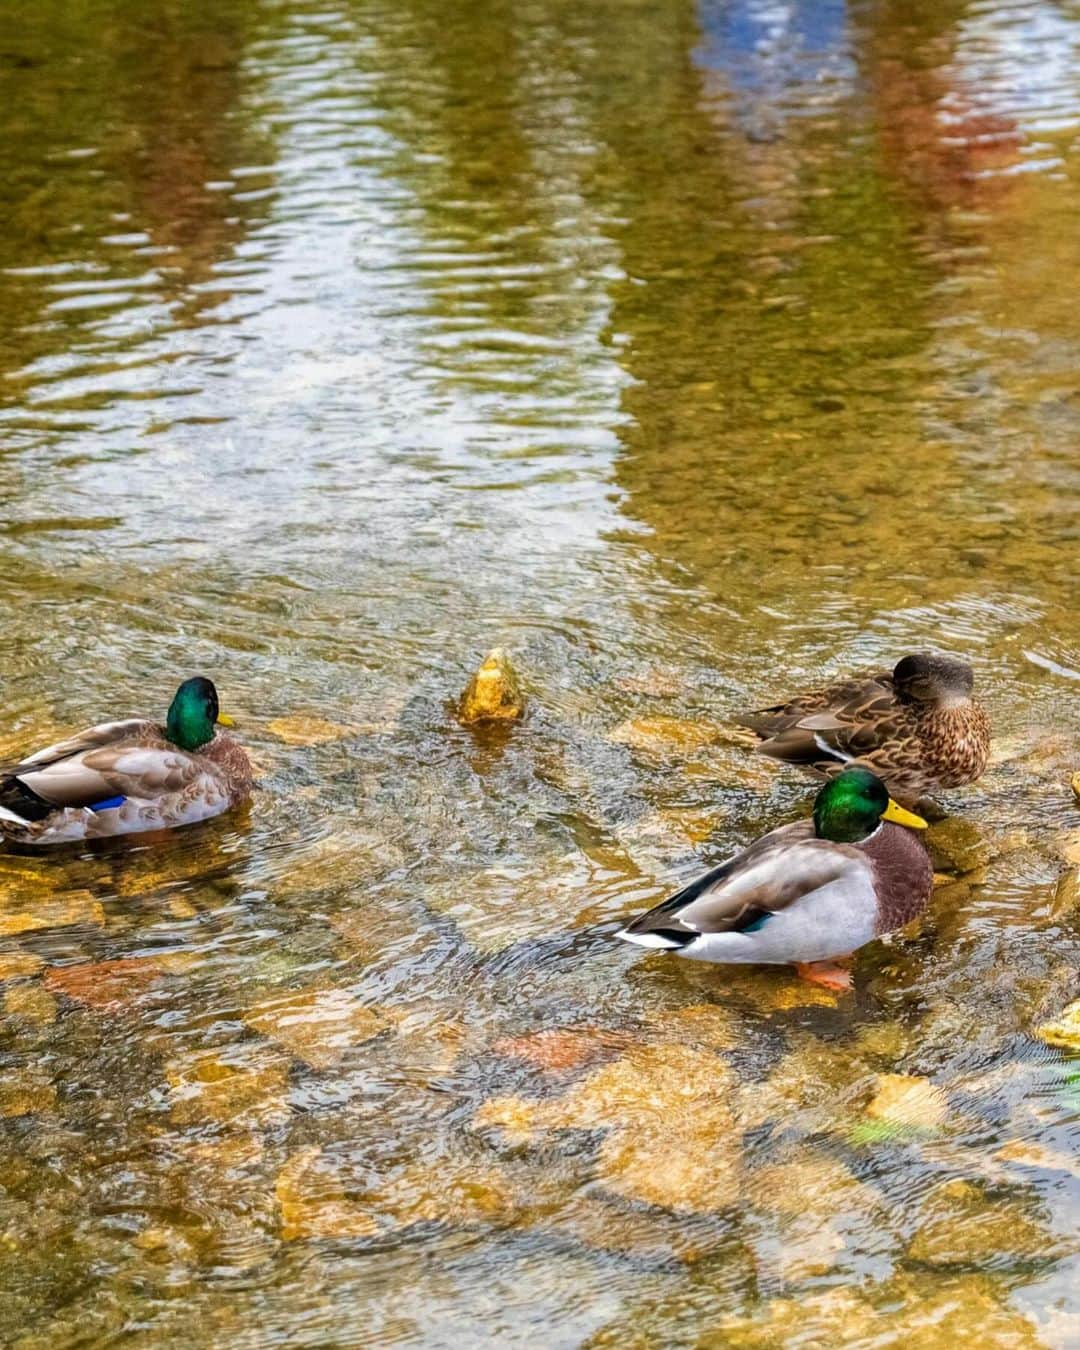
[276,1147,379,1241]
[1057,829,1080,867]
[608,716,726,754]
[457,647,526,724]
[0,887,104,937]
[906,1178,1053,1270]
[645,1003,740,1052]
[3,983,58,1025]
[44,955,174,1011]
[863,1074,949,1132]
[475,1043,740,1214]
[1049,869,1080,919]
[166,1048,291,1128]
[0,1070,58,1117]
[492,1026,632,1072]
[243,987,389,1069]
[995,1138,1080,1179]
[276,1145,516,1241]
[0,953,45,982]
[266,715,357,746]
[713,1274,1044,1349]
[926,819,992,875]
[1034,1000,1080,1051]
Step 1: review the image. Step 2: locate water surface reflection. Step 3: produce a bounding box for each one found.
[0,0,1077,1343]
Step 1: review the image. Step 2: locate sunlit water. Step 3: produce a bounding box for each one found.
[0,0,1078,1344]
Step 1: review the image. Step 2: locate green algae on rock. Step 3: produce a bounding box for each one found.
[457,647,526,724]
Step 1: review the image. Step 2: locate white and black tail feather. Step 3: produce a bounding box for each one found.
[0,775,53,824]
[616,858,739,951]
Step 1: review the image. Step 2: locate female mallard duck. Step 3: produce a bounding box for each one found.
[618,768,931,989]
[0,677,252,846]
[736,653,990,803]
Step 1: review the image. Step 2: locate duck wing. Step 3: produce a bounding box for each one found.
[619,821,858,947]
[739,672,906,771]
[1,720,199,814]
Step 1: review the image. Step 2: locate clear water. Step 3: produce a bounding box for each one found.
[0,0,1077,1344]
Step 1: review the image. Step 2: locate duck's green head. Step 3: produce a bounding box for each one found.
[812,767,927,843]
[165,677,233,751]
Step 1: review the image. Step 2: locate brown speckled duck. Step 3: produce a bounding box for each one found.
[736,653,990,803]
[0,677,252,846]
[618,768,931,989]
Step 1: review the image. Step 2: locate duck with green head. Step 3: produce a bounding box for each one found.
[618,768,932,989]
[0,677,252,846]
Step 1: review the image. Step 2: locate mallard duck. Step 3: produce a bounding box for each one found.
[0,677,252,847]
[618,767,931,989]
[736,653,990,802]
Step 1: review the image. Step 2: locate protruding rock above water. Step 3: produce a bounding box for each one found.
[457,647,526,724]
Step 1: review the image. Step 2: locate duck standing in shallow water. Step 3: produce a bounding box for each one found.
[618,768,931,989]
[736,652,990,803]
[0,677,252,846]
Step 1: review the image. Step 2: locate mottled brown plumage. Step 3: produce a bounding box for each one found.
[737,653,990,802]
[0,681,252,846]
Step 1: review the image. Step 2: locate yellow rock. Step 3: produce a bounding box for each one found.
[737,1035,876,1133]
[541,1044,739,1214]
[243,987,388,1069]
[276,1147,379,1241]
[658,808,719,845]
[597,1121,738,1212]
[645,1003,739,1051]
[396,1013,468,1074]
[3,983,58,1024]
[473,1095,537,1145]
[272,830,404,898]
[853,1021,911,1062]
[609,716,724,754]
[1034,1000,1080,1050]
[716,1287,879,1348]
[266,715,356,747]
[0,953,45,981]
[0,889,104,937]
[494,1026,629,1073]
[0,1075,57,1117]
[716,1275,1043,1349]
[166,1049,291,1128]
[864,1073,949,1130]
[379,1160,515,1227]
[457,647,525,724]
[701,966,840,1011]
[745,1152,876,1219]
[132,1225,196,1261]
[995,1138,1080,1178]
[1056,829,1080,867]
[276,1146,514,1240]
[906,1178,1050,1268]
[1050,868,1080,919]
[1072,771,1080,803]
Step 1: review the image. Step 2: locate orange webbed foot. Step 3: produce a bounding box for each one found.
[794,960,853,992]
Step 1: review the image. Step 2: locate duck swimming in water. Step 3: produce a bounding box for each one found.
[0,677,252,847]
[618,767,931,989]
[736,652,990,803]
